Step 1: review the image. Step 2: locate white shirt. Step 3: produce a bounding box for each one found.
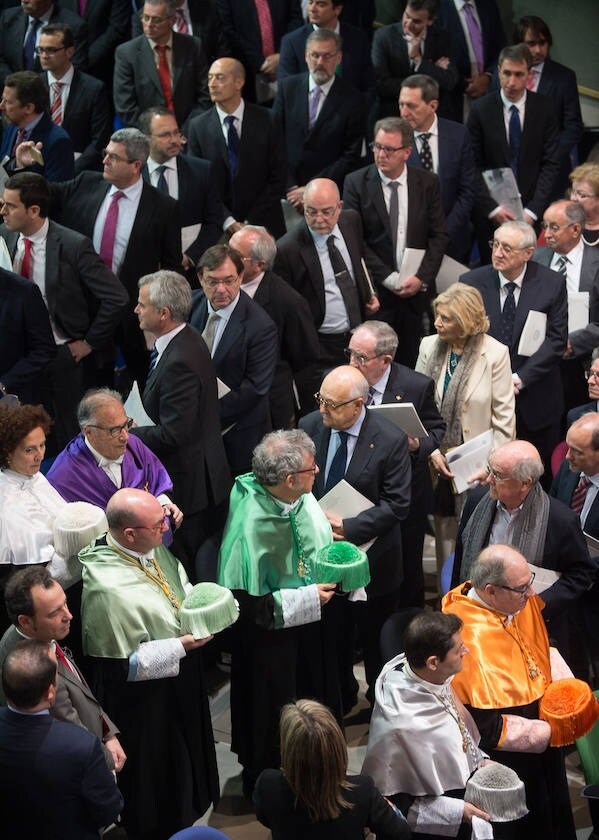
[147,155,179,200]
[378,167,408,271]
[206,293,240,355]
[550,239,584,295]
[153,322,186,364]
[173,0,193,34]
[579,472,599,530]
[324,407,366,482]
[528,63,543,92]
[93,177,144,275]
[240,272,264,299]
[498,266,526,309]
[369,366,392,405]
[308,224,354,333]
[414,114,439,174]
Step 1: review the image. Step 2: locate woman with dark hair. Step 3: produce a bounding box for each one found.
[254,699,411,839]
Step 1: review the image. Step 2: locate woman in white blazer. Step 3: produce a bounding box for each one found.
[416,283,515,583]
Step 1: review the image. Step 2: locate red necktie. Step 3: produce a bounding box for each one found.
[254,0,274,58]
[50,81,63,125]
[99,190,125,270]
[174,8,189,35]
[156,45,173,111]
[571,475,592,515]
[54,643,79,679]
[11,127,27,158]
[20,237,33,279]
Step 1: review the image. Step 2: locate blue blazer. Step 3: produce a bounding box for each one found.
[1,111,75,182]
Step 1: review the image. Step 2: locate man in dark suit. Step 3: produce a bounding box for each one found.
[299,364,412,703]
[0,0,87,85]
[132,270,231,575]
[190,244,278,476]
[216,0,303,102]
[1,172,128,449]
[0,267,56,404]
[45,127,182,386]
[467,44,560,262]
[0,639,123,840]
[229,224,320,429]
[343,116,448,368]
[401,73,475,263]
[39,24,112,173]
[187,57,287,239]
[273,29,365,202]
[132,0,230,65]
[0,71,74,181]
[278,0,373,94]
[461,220,567,482]
[438,0,506,120]
[274,178,380,408]
[0,567,124,772]
[61,0,129,88]
[113,0,210,128]
[140,106,222,271]
[372,0,458,121]
[534,200,599,415]
[348,320,445,608]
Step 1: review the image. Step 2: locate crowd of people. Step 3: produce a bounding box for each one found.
[0,0,598,838]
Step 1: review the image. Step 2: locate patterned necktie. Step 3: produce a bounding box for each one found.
[571,475,592,515]
[325,431,348,492]
[12,127,27,159]
[174,8,189,34]
[366,386,376,406]
[326,234,361,328]
[23,17,41,70]
[526,67,537,91]
[508,105,521,177]
[54,643,79,680]
[556,255,568,277]
[50,81,63,125]
[418,132,433,171]
[148,346,159,375]
[155,164,169,195]
[20,237,33,280]
[499,282,516,346]
[388,180,400,270]
[99,190,125,269]
[254,0,274,58]
[202,312,220,355]
[156,45,173,110]
[462,1,483,74]
[309,85,322,128]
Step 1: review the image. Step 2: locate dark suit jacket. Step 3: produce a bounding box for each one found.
[216,0,303,74]
[551,460,599,540]
[0,268,56,403]
[0,111,75,182]
[407,117,475,262]
[61,0,129,85]
[278,21,374,94]
[534,244,599,357]
[274,209,375,330]
[190,290,278,474]
[113,32,210,128]
[342,163,448,296]
[568,401,599,427]
[300,408,412,597]
[273,72,365,191]
[187,102,287,238]
[0,707,123,839]
[132,0,230,64]
[372,21,459,120]
[43,69,112,172]
[1,221,128,350]
[0,3,88,83]
[142,153,222,264]
[460,262,568,430]
[132,325,231,514]
[467,90,560,220]
[250,270,319,428]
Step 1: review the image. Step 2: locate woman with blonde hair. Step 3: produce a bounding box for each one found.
[416,283,515,580]
[570,162,599,245]
[254,699,410,839]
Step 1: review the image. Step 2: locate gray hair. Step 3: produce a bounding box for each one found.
[373,117,414,148]
[252,430,316,487]
[562,201,586,227]
[497,220,536,249]
[138,270,191,323]
[306,28,342,52]
[77,388,124,428]
[352,321,398,357]
[144,0,176,13]
[401,73,439,102]
[509,457,544,483]
[498,43,533,70]
[470,547,510,588]
[110,128,150,165]
[243,225,277,269]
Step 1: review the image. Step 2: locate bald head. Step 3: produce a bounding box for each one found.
[318,365,368,431]
[208,58,245,111]
[303,178,342,236]
[566,412,599,477]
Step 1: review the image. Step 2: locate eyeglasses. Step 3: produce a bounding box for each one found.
[290,461,318,475]
[497,572,536,597]
[485,463,512,482]
[140,12,172,23]
[571,189,596,201]
[307,51,338,62]
[304,205,338,219]
[34,46,66,55]
[369,141,408,155]
[103,149,136,164]
[202,275,239,289]
[540,221,574,232]
[152,130,183,140]
[314,392,359,410]
[130,515,168,533]
[344,348,382,365]
[585,369,599,381]
[86,418,134,438]
[488,240,529,255]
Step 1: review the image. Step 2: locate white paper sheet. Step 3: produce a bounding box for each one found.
[124,381,155,427]
[368,402,428,437]
[318,479,376,552]
[568,291,590,332]
[528,562,560,595]
[446,429,494,494]
[182,223,201,253]
[517,310,547,357]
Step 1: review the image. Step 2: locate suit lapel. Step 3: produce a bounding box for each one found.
[345,413,378,484]
[62,70,80,121]
[140,37,163,98]
[312,423,331,498]
[366,166,391,235]
[44,223,60,315]
[213,295,245,364]
[513,265,538,345]
[298,223,326,312]
[383,365,406,403]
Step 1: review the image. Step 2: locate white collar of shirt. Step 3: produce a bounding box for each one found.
[216,100,245,134]
[48,64,74,87]
[147,155,177,176]
[336,406,366,440]
[500,90,526,114]
[309,221,342,249]
[371,366,392,403]
[378,167,407,188]
[19,217,48,247]
[240,273,264,299]
[308,74,335,96]
[154,322,186,360]
[107,532,155,567]
[28,9,52,27]
[108,177,143,202]
[84,436,125,467]
[468,584,516,620]
[273,495,302,516]
[415,114,438,140]
[551,239,584,273]
[498,266,526,289]
[207,293,239,324]
[148,33,173,50]
[312,21,340,34]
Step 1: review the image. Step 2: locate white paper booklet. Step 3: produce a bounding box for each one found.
[318,479,376,552]
[445,429,494,494]
[368,402,428,437]
[517,310,546,357]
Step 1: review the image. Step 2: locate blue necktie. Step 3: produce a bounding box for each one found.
[155,164,169,195]
[148,346,159,375]
[508,105,521,177]
[325,431,348,493]
[224,114,239,211]
[23,18,41,70]
[499,282,516,347]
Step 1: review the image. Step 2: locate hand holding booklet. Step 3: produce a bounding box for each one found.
[368,402,428,438]
[318,479,376,552]
[445,429,494,494]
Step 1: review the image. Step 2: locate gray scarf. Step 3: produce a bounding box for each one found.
[459,482,549,580]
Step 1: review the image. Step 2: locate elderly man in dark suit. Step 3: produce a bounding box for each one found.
[401,73,475,263]
[114,0,210,128]
[229,224,320,429]
[348,320,445,608]
[343,116,447,368]
[300,364,412,705]
[0,172,128,450]
[139,106,222,272]
[187,57,287,239]
[461,220,567,483]
[132,270,232,575]
[190,244,278,476]
[39,24,112,173]
[0,268,56,404]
